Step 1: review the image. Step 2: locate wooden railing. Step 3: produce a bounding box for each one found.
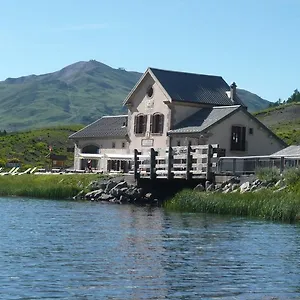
[134,144,221,181]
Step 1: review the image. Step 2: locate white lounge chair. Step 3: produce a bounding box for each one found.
[0,167,16,176]
[17,168,32,175]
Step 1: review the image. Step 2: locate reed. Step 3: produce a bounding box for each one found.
[0,174,104,200]
[164,188,300,223]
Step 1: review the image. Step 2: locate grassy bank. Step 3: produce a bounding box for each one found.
[164,189,300,223]
[0,174,103,200]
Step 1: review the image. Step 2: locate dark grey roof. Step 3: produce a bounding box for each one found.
[271,145,300,157]
[69,115,128,139]
[150,68,245,106]
[168,105,240,134]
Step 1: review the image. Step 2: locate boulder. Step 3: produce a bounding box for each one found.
[98,193,115,201]
[194,183,205,192]
[273,186,287,193]
[73,190,84,200]
[240,182,250,193]
[104,180,118,194]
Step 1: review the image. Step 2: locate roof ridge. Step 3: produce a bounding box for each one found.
[212,105,241,109]
[102,114,128,118]
[149,67,223,78]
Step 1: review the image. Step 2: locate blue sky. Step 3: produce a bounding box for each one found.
[0,0,299,102]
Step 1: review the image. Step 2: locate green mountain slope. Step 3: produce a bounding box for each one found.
[237,89,270,112]
[255,103,300,145]
[0,60,270,131]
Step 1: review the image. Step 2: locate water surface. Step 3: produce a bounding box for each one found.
[0,197,299,299]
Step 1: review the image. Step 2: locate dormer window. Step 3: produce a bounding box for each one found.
[147,86,154,98]
[134,114,147,135]
[150,113,164,134]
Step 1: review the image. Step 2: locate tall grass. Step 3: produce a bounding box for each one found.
[164,189,300,223]
[0,174,104,200]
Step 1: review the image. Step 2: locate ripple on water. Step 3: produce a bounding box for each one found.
[0,197,299,299]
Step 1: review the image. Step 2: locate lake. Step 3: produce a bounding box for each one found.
[0,197,299,299]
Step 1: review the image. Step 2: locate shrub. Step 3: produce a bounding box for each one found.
[256,167,280,183]
[283,167,300,185]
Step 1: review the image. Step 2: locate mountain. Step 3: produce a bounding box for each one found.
[0,61,270,131]
[236,89,270,112]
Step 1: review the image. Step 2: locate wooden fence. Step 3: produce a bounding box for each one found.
[134,144,222,181]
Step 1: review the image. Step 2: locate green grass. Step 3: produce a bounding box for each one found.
[0,125,83,168]
[164,188,300,223]
[0,174,105,200]
[270,119,300,145]
[253,102,300,117]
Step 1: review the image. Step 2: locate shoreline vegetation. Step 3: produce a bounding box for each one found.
[164,167,300,223]
[0,174,103,200]
[0,167,299,223]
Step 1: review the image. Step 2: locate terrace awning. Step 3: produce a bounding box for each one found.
[104,153,134,160]
[78,153,104,159]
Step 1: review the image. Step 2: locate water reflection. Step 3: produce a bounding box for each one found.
[0,197,299,299]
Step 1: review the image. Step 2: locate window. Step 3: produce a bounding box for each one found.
[231,126,246,151]
[150,113,164,134]
[249,128,254,135]
[177,140,181,146]
[134,114,147,135]
[147,86,154,98]
[122,142,125,148]
[112,142,116,148]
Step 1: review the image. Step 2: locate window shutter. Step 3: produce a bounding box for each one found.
[150,114,153,133]
[159,114,164,133]
[143,115,147,134]
[134,115,138,134]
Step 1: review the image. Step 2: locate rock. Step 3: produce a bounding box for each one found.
[98,193,114,201]
[144,193,153,199]
[275,180,284,187]
[194,183,205,192]
[273,186,287,193]
[104,180,118,193]
[231,183,239,191]
[73,190,84,200]
[240,182,250,193]
[222,188,231,194]
[206,183,215,192]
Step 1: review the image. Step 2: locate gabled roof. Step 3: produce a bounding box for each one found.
[271,145,300,157]
[168,106,287,147]
[69,115,127,139]
[168,105,240,134]
[124,67,245,107]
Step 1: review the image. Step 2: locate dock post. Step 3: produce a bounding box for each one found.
[167,146,173,180]
[232,158,237,175]
[206,144,212,181]
[134,149,140,181]
[150,148,157,180]
[280,156,285,174]
[186,145,192,180]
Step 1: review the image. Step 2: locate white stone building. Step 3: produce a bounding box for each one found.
[69,67,286,172]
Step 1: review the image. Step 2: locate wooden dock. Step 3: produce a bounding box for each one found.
[134,144,222,181]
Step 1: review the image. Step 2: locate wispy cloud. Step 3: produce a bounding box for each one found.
[53,23,108,32]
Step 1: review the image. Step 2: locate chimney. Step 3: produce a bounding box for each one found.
[230,82,237,103]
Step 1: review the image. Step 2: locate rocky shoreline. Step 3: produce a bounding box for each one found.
[73,174,288,206]
[194,174,287,194]
[73,178,160,205]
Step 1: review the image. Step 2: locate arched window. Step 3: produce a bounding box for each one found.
[82,145,99,154]
[134,114,147,134]
[150,113,164,134]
